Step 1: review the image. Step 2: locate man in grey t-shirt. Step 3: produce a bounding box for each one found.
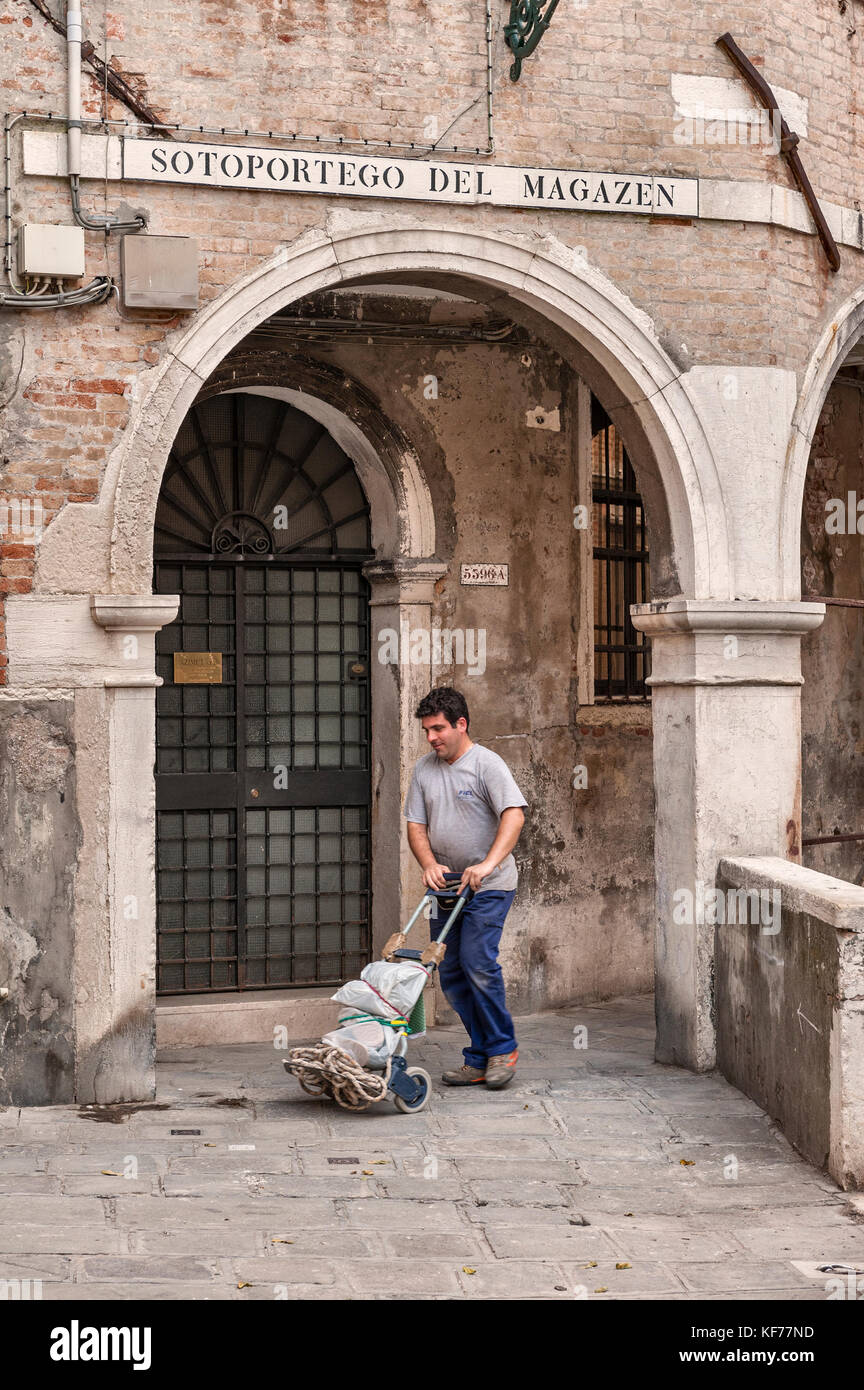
[403,687,527,1090]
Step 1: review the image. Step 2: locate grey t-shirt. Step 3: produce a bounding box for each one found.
[403,743,528,894]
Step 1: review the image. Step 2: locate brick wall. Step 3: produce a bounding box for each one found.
[2,0,864,681]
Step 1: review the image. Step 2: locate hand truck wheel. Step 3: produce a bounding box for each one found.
[392,1065,432,1113]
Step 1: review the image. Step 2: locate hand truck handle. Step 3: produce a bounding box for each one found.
[385,875,474,968]
[429,872,473,945]
[402,873,473,939]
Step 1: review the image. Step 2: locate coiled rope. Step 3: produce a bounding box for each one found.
[284,1042,392,1112]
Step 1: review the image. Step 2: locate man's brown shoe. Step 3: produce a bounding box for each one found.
[484,1049,518,1089]
[441,1063,486,1086]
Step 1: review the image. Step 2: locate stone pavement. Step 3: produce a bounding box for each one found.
[2,995,863,1301]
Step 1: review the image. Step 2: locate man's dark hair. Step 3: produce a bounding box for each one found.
[415,686,470,730]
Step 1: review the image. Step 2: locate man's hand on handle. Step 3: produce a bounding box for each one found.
[421,861,452,891]
[459,861,493,893]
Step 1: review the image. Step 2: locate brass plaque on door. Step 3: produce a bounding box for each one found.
[173,652,222,683]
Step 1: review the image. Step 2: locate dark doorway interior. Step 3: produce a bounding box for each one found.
[153,391,373,993]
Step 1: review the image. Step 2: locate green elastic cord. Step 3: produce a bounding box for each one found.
[337,1012,409,1030]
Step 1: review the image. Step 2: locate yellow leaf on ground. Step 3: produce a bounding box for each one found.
[462,1267,476,1275]
[271,1238,294,1244]
[594,1287,608,1293]
[237,1282,251,1289]
[615,1263,631,1270]
[100,1170,122,1176]
[679,1159,695,1166]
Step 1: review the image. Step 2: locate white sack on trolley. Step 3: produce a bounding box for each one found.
[321,1019,402,1070]
[331,959,429,1020]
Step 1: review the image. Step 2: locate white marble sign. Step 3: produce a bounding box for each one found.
[460,563,509,587]
[115,138,699,218]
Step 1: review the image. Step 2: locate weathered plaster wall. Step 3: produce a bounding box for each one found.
[0,700,79,1105]
[801,381,864,883]
[277,326,656,1008]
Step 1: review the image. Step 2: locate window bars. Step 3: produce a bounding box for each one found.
[591,397,651,701]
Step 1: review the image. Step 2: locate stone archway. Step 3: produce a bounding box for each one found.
[38,219,728,603]
[148,367,447,1044]
[36,218,776,1095]
[782,285,864,599]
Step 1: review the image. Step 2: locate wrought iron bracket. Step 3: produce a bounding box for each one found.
[504,0,561,82]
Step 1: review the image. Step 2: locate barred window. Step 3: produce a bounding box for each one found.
[592,397,651,700]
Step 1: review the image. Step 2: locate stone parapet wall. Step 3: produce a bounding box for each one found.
[716,855,864,1189]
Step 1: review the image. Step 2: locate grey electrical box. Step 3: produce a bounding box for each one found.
[121,234,199,310]
[18,224,85,278]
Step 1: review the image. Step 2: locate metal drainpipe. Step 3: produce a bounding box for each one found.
[66,4,81,183]
[485,0,495,152]
[66,0,145,232]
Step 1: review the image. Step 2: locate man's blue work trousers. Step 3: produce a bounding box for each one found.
[436,889,517,1069]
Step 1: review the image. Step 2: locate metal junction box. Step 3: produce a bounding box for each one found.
[121,234,199,310]
[17,224,86,278]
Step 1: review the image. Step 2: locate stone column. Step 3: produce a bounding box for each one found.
[81,595,180,1102]
[630,598,825,1072]
[0,590,178,1105]
[363,558,447,963]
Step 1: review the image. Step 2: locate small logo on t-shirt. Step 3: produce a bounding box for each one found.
[456,788,475,798]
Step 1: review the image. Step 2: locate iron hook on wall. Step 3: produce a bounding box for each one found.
[716,32,841,272]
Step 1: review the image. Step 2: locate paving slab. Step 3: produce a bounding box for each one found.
[76,1255,222,1283]
[0,1255,71,1281]
[454,1261,571,1297]
[481,1225,621,1259]
[0,1175,61,1194]
[729,1226,864,1260]
[359,1178,468,1200]
[342,1197,472,1230]
[128,1228,265,1256]
[0,1229,127,1254]
[229,1257,339,1286]
[560,1260,685,1296]
[41,1281,239,1301]
[340,1260,463,1295]
[675,1260,820,1293]
[466,1180,572,1206]
[464,1204,581,1225]
[112,1196,339,1227]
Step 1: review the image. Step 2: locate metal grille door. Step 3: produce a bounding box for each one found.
[153,393,372,994]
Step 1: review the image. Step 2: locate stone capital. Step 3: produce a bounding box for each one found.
[90,594,180,632]
[362,558,448,607]
[631,599,825,687]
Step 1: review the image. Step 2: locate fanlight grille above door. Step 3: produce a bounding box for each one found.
[155,393,372,558]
